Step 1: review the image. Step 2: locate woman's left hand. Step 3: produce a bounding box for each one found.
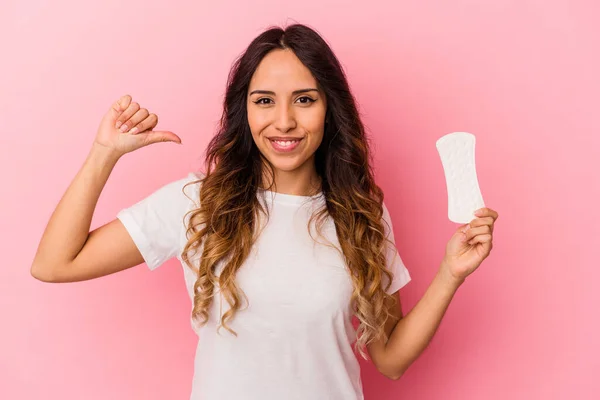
[441,207,499,284]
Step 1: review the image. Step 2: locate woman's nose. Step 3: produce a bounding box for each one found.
[274,104,297,133]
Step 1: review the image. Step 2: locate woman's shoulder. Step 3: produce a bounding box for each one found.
[176,171,205,207]
[180,170,205,188]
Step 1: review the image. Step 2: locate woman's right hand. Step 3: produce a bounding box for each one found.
[94,94,182,158]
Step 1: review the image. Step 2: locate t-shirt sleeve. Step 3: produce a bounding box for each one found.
[381,201,412,294]
[116,172,201,271]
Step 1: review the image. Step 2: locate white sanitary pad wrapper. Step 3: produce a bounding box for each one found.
[436,132,485,224]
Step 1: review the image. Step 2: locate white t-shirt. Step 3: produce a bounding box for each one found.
[117,172,411,400]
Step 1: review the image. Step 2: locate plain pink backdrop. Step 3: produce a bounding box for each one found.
[1,0,598,399]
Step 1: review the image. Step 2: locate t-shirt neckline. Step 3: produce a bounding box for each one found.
[258,188,324,205]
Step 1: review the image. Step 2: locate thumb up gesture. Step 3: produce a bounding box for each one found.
[94,94,182,157]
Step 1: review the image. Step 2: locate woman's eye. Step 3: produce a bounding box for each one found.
[296,96,315,104]
[254,98,272,105]
[253,97,315,105]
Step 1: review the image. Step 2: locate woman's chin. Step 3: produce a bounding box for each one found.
[270,160,302,172]
[265,154,307,173]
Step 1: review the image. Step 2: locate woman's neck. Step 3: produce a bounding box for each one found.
[261,163,322,196]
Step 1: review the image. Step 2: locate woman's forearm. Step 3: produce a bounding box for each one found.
[31,143,120,278]
[384,262,464,378]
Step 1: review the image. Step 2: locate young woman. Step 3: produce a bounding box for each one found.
[31,24,498,400]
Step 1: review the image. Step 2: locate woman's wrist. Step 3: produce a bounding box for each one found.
[437,260,466,291]
[89,142,122,165]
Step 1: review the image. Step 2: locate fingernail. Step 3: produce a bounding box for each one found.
[474,209,482,216]
[120,124,128,132]
[115,121,122,129]
[129,127,138,134]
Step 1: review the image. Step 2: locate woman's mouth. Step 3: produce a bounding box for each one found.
[268,138,303,153]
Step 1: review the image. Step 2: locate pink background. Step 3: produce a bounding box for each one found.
[1,0,598,399]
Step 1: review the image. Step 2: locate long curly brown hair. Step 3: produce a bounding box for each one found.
[181,23,400,359]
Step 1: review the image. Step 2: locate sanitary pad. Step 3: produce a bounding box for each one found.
[436,132,485,224]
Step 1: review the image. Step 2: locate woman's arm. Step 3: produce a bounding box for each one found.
[368,265,463,380]
[368,207,498,379]
[30,94,181,282]
[30,143,144,282]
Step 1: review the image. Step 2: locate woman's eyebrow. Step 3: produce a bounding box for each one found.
[249,88,319,96]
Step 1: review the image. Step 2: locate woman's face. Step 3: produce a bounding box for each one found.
[247,49,327,176]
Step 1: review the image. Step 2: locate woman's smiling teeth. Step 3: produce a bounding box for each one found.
[268,137,303,152]
[274,140,298,146]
